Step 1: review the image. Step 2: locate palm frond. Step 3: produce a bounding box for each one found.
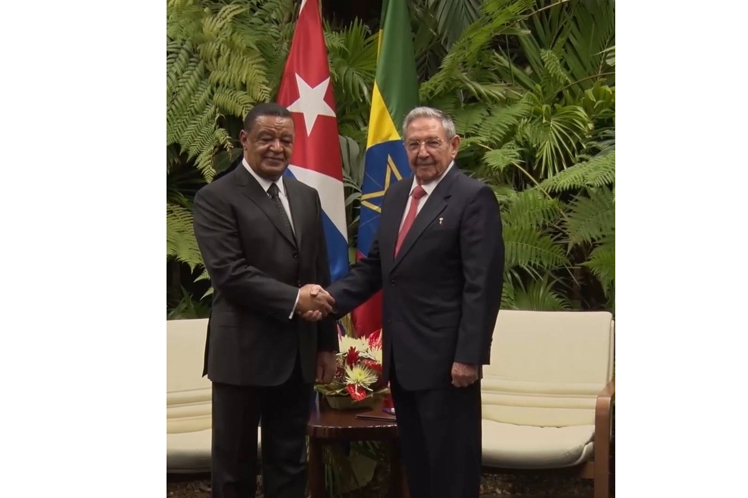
[419,0,535,102]
[519,103,591,178]
[562,0,615,89]
[430,0,483,48]
[325,18,378,144]
[510,275,572,311]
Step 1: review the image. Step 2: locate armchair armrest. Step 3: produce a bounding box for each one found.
[593,379,615,489]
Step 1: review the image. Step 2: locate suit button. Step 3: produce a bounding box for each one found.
[292,251,299,258]
[390,279,396,286]
[298,281,302,287]
[387,319,392,324]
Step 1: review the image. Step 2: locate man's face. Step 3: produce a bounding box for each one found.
[404,117,460,184]
[239,115,295,181]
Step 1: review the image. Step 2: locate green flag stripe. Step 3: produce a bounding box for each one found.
[376,0,419,132]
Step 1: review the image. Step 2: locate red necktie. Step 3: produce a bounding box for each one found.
[395,186,427,256]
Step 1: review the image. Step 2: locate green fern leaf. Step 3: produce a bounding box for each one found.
[502,224,568,270]
[540,49,570,87]
[479,100,532,147]
[510,275,572,311]
[453,106,489,137]
[167,203,204,272]
[502,189,563,228]
[501,278,516,310]
[540,150,615,192]
[565,185,615,247]
[482,143,522,173]
[583,241,615,297]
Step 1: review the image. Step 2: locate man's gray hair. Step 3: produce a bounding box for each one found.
[402,106,457,139]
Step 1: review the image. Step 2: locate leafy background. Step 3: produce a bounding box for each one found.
[166,0,614,493]
[167,0,615,321]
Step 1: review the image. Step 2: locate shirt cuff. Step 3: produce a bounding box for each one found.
[289,289,300,319]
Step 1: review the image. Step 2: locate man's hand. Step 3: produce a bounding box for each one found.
[451,362,478,388]
[316,351,337,384]
[297,284,335,321]
[296,284,335,322]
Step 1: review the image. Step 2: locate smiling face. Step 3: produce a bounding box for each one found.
[404,117,461,184]
[239,115,295,181]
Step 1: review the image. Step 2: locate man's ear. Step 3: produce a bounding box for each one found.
[239,129,249,149]
[450,135,461,157]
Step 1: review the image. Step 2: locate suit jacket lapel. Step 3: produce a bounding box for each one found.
[391,167,458,271]
[234,166,297,248]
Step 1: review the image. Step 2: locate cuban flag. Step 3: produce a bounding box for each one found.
[277,0,349,282]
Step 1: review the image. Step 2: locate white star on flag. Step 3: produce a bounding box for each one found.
[286,74,336,136]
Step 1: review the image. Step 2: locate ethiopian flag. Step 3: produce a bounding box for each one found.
[351,0,419,337]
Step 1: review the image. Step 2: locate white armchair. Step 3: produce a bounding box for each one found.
[481,310,615,497]
[167,318,213,473]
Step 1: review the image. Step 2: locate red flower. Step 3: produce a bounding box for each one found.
[345,346,360,367]
[346,384,367,401]
[368,329,382,349]
[363,359,382,374]
[335,365,345,379]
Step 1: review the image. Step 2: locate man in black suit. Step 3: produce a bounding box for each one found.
[193,103,337,498]
[322,107,504,498]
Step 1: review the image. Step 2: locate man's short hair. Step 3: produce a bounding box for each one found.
[243,102,293,133]
[402,106,457,139]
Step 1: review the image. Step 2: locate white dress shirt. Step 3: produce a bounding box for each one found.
[243,159,299,318]
[399,160,455,231]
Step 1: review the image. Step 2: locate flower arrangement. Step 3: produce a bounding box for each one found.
[315,329,389,409]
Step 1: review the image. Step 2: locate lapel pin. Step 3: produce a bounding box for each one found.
[439,217,444,225]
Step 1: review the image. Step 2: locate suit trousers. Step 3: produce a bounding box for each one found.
[390,360,483,498]
[211,358,313,498]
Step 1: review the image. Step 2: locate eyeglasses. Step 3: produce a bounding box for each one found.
[405,138,444,153]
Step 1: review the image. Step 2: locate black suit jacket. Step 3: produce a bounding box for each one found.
[193,163,338,387]
[327,166,504,390]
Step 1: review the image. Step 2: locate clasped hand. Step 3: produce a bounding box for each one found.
[296,284,335,322]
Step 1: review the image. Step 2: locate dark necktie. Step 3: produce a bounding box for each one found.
[267,183,295,244]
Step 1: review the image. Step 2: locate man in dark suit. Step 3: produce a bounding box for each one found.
[322,107,504,498]
[193,103,337,498]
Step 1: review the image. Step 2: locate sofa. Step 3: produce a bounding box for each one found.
[166,318,264,473]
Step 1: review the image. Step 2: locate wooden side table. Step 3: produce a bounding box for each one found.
[306,397,409,498]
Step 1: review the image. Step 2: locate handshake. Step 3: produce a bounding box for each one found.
[296,284,336,322]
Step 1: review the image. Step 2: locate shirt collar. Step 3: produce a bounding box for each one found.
[243,158,287,196]
[410,160,455,197]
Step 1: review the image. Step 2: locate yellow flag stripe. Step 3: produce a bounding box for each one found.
[366,82,402,148]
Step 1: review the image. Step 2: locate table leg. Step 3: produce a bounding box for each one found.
[308,438,326,498]
[389,440,410,498]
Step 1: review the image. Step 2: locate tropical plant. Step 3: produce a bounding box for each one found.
[166,0,379,311]
[165,0,615,490]
[420,0,615,311]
